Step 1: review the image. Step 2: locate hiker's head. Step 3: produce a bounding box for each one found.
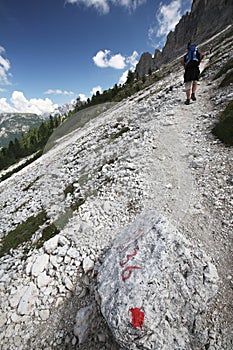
[187,41,191,49]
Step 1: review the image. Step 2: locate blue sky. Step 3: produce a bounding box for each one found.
[0,0,192,115]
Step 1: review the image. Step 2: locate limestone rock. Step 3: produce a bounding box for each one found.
[98,211,218,350]
[31,254,49,277]
[83,256,94,274]
[0,312,7,327]
[17,282,38,316]
[44,235,59,254]
[73,303,97,344]
[39,309,50,321]
[37,272,52,289]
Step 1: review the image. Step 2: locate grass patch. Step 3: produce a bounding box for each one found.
[0,211,47,258]
[33,223,60,249]
[22,176,40,192]
[212,100,233,146]
[0,150,43,183]
[71,198,85,211]
[219,70,233,87]
[109,126,130,141]
[64,182,75,197]
[78,173,89,187]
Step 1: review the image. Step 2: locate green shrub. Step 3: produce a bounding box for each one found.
[109,126,130,141]
[34,223,60,249]
[0,211,47,257]
[212,100,233,146]
[219,70,233,87]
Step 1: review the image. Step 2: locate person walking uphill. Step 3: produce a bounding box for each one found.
[181,42,204,105]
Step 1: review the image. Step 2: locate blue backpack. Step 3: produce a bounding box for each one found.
[185,45,200,67]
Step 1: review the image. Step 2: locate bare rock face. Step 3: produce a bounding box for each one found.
[134,52,153,78]
[98,211,218,350]
[135,0,233,77]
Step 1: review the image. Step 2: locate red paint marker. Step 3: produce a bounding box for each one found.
[129,308,144,329]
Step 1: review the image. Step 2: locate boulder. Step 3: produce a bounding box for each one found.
[73,303,97,344]
[43,235,59,254]
[31,254,49,277]
[97,210,218,350]
[17,282,38,316]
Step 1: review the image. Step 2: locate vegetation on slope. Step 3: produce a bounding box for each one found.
[212,100,233,146]
[0,70,160,177]
[0,115,62,172]
[0,211,59,258]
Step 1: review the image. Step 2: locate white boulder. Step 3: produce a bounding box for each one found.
[98,210,218,350]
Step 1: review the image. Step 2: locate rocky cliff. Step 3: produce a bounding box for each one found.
[135,0,233,77]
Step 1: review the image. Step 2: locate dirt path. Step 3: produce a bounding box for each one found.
[141,72,233,347]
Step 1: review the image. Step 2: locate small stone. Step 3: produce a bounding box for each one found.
[83,256,94,273]
[63,276,73,291]
[71,337,77,346]
[31,254,49,277]
[44,235,59,254]
[17,282,38,316]
[39,309,50,321]
[37,272,52,289]
[73,304,96,344]
[0,313,7,327]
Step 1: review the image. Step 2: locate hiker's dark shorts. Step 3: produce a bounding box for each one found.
[184,66,200,83]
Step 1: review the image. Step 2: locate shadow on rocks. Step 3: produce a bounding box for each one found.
[28,261,121,350]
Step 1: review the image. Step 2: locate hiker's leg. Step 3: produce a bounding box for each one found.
[185,82,191,104]
[192,80,197,94]
[191,80,197,100]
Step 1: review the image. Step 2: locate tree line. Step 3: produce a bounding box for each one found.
[0,115,62,171]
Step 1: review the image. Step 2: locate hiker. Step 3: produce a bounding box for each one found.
[181,42,204,105]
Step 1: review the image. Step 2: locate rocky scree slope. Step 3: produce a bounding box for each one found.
[0,28,232,349]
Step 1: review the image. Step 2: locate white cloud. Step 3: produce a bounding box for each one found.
[90,85,102,95]
[78,93,87,101]
[126,50,139,68]
[0,46,11,85]
[66,0,110,14]
[118,50,139,85]
[148,0,192,49]
[0,91,58,115]
[44,89,74,96]
[0,98,16,113]
[65,0,146,14]
[93,49,139,71]
[156,0,182,37]
[93,50,126,69]
[118,70,129,85]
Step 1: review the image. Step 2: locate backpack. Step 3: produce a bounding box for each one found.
[185,45,200,67]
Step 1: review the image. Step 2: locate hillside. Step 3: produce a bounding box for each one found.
[0,26,232,349]
[0,113,43,148]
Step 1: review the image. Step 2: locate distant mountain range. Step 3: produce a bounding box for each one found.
[0,102,75,148]
[0,113,43,148]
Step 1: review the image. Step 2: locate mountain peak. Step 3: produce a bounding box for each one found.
[135,0,233,78]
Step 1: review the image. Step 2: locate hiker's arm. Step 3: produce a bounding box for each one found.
[200,52,205,60]
[198,51,205,61]
[180,57,185,67]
